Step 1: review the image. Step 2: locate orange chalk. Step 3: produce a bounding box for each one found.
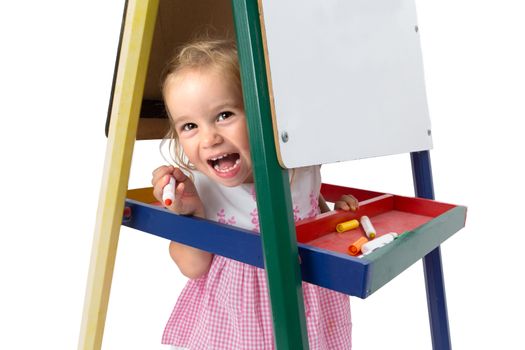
[336,219,360,233]
[348,237,369,256]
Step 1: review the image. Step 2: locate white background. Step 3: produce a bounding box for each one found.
[1,1,524,349]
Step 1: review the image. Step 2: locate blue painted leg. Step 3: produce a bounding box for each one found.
[411,151,452,350]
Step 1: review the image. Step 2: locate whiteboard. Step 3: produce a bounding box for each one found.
[260,0,432,168]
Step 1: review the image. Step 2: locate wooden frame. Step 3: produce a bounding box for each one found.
[80,1,462,349]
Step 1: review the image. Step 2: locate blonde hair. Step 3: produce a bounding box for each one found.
[160,38,241,173]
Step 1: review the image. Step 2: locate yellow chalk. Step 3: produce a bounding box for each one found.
[336,219,360,233]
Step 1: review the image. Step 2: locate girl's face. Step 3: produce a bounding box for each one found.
[164,67,253,186]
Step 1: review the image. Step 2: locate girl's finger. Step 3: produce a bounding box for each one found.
[175,181,185,197]
[153,174,171,202]
[152,165,170,177]
[171,182,186,213]
[335,200,350,210]
[340,194,355,203]
[341,194,359,211]
[151,166,172,185]
[172,167,188,182]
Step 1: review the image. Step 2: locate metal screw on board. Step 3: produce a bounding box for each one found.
[415,25,419,33]
[281,131,289,143]
[427,129,432,136]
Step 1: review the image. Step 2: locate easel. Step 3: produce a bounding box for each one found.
[79,1,464,349]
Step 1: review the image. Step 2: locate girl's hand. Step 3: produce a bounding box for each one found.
[152,165,205,218]
[152,165,212,279]
[334,194,359,212]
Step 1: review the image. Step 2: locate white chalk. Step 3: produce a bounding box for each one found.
[360,215,376,239]
[361,232,398,255]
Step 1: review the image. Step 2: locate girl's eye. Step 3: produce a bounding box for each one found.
[217,111,233,121]
[181,123,197,132]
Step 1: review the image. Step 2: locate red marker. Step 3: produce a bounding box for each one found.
[162,177,176,206]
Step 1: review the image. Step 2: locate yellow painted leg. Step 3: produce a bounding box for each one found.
[78,1,159,349]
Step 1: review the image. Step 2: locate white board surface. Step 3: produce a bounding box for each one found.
[260,0,433,168]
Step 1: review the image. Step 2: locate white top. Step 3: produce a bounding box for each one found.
[193,165,323,230]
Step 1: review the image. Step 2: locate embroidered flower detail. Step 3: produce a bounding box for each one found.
[293,205,300,222]
[217,209,236,225]
[217,209,226,223]
[306,192,321,219]
[250,208,260,232]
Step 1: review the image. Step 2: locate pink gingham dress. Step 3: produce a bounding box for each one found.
[162,166,352,349]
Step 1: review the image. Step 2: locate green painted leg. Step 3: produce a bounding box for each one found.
[232,1,309,349]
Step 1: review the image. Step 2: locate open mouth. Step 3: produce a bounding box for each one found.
[207,153,241,175]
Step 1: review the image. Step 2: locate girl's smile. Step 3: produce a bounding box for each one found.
[164,67,253,186]
[207,153,241,177]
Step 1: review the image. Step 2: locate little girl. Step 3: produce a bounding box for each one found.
[151,38,357,350]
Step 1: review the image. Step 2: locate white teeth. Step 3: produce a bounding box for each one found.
[213,158,241,173]
[210,153,230,161]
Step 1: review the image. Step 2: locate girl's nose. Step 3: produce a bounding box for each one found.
[201,127,223,148]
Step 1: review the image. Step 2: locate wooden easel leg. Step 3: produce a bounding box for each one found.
[423,247,452,350]
[232,0,310,348]
[78,1,159,349]
[411,151,452,350]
